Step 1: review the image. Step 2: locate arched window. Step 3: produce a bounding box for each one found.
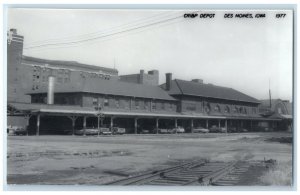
[225,106,230,113]
[239,107,243,113]
[204,103,211,114]
[233,106,238,113]
[214,105,221,112]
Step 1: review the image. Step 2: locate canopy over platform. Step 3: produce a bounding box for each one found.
[7,102,281,121]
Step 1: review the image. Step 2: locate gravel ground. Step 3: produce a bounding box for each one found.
[6,132,293,186]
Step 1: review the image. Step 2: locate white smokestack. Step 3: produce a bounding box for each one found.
[47,76,55,104]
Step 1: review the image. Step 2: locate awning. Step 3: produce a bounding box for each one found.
[7,102,281,121]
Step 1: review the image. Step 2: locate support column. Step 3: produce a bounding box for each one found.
[175,118,178,128]
[191,119,194,133]
[67,116,78,136]
[225,120,228,131]
[218,120,221,129]
[206,119,209,129]
[156,118,159,134]
[134,117,138,134]
[110,117,114,129]
[25,114,31,136]
[36,114,40,136]
[83,116,87,136]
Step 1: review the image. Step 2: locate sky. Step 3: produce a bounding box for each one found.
[7,8,293,101]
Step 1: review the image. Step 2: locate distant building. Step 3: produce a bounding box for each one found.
[259,99,293,131]
[120,69,159,86]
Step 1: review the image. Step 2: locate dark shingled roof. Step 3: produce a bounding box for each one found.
[28,79,176,101]
[161,79,260,103]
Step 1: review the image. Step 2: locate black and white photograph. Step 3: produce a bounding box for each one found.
[4,5,295,190]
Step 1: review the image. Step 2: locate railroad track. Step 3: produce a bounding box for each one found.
[106,160,275,186]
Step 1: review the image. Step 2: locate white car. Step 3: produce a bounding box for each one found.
[193,127,209,133]
[173,126,185,133]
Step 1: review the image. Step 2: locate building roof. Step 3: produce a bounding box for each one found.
[28,79,177,101]
[161,79,260,104]
[8,102,273,120]
[8,102,97,115]
[22,56,118,74]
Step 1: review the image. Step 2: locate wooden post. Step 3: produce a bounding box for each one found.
[134,118,138,134]
[67,116,78,136]
[225,120,228,131]
[83,116,87,136]
[175,118,178,128]
[110,117,114,129]
[191,119,194,133]
[97,115,100,130]
[206,119,209,129]
[36,114,40,136]
[218,120,221,128]
[156,118,159,134]
[25,114,31,136]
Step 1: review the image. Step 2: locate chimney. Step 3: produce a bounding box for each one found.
[47,76,55,104]
[191,79,203,84]
[166,73,172,91]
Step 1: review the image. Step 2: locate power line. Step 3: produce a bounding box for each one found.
[25,11,184,47]
[24,11,192,50]
[26,15,186,53]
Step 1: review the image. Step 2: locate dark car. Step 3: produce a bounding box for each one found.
[209,125,226,133]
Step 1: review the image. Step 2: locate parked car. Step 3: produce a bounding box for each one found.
[140,129,151,134]
[8,126,27,135]
[193,127,209,133]
[227,127,238,133]
[158,128,169,134]
[75,128,100,136]
[112,127,126,135]
[172,126,185,133]
[209,125,227,133]
[99,127,112,135]
[238,128,248,133]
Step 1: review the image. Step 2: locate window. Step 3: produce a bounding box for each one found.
[104,98,109,106]
[239,107,243,114]
[214,105,221,112]
[161,102,165,110]
[186,103,196,111]
[144,101,149,110]
[225,106,230,113]
[115,99,120,108]
[152,101,156,110]
[135,100,139,109]
[92,98,98,106]
[233,106,238,113]
[125,99,130,109]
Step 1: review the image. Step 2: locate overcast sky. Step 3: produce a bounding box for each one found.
[7,9,293,101]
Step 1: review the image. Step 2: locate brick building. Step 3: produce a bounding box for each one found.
[7,29,118,104]
[120,69,159,86]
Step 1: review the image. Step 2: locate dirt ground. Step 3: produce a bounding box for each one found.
[6,132,293,186]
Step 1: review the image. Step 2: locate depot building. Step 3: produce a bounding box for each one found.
[7,29,288,135]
